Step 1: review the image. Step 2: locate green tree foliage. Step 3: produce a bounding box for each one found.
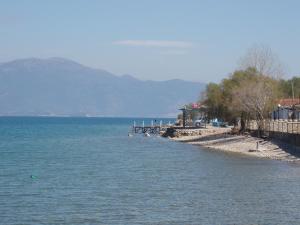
[200,45,295,136]
[203,67,282,134]
[203,68,259,123]
[204,83,224,119]
[279,77,300,98]
[231,74,280,135]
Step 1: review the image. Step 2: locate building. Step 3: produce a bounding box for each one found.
[178,103,207,127]
[272,98,300,120]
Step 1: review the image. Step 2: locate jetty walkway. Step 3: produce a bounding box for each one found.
[131,120,171,134]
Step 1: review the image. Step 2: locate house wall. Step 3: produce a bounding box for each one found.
[272,108,300,120]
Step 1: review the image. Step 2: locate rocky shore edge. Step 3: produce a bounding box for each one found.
[164,126,300,162]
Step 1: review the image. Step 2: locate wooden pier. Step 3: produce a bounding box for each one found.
[133,126,162,134]
[131,120,170,135]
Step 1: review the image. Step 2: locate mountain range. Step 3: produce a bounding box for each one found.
[0,58,205,117]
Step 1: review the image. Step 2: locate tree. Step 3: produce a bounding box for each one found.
[279,76,300,98]
[224,68,258,129]
[202,67,282,135]
[203,83,226,120]
[231,75,280,136]
[239,44,285,78]
[203,68,259,125]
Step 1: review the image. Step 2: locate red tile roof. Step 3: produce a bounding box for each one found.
[278,98,300,107]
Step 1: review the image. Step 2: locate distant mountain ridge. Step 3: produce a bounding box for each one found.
[0,58,205,117]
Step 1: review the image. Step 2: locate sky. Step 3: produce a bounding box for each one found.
[1,0,299,82]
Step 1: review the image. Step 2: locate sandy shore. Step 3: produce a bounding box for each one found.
[170,126,300,162]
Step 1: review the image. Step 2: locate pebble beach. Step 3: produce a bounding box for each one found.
[170,126,300,162]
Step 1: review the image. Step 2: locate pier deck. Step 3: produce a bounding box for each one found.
[131,120,172,135]
[133,126,164,134]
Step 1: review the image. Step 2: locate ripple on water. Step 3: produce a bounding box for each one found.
[1,117,300,224]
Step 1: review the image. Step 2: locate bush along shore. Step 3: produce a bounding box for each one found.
[162,125,300,162]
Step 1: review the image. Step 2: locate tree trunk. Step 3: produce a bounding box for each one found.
[240,112,246,133]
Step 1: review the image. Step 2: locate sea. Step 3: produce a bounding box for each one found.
[1,117,300,225]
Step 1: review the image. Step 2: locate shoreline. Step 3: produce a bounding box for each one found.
[168,126,300,162]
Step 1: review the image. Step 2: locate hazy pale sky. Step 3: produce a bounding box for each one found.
[1,0,299,82]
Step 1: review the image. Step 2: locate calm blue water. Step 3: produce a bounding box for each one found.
[1,117,300,225]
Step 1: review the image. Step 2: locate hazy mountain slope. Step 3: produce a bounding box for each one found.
[0,58,205,117]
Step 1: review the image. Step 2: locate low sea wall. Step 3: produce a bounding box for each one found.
[269,131,300,146]
[248,120,300,147]
[162,127,202,138]
[162,126,231,138]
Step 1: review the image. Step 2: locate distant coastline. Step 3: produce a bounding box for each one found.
[0,114,178,119]
[0,58,204,118]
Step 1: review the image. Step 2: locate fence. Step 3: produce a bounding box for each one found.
[247,120,300,146]
[248,120,300,134]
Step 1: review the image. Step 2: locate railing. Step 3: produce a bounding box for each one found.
[133,120,172,128]
[248,120,300,134]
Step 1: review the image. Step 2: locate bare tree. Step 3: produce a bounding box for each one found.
[232,76,279,136]
[239,44,285,78]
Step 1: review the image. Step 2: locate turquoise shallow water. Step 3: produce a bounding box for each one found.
[1,117,300,224]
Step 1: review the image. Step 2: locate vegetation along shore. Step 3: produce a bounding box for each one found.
[162,45,300,162]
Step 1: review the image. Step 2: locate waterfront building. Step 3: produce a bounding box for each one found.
[272,98,300,120]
